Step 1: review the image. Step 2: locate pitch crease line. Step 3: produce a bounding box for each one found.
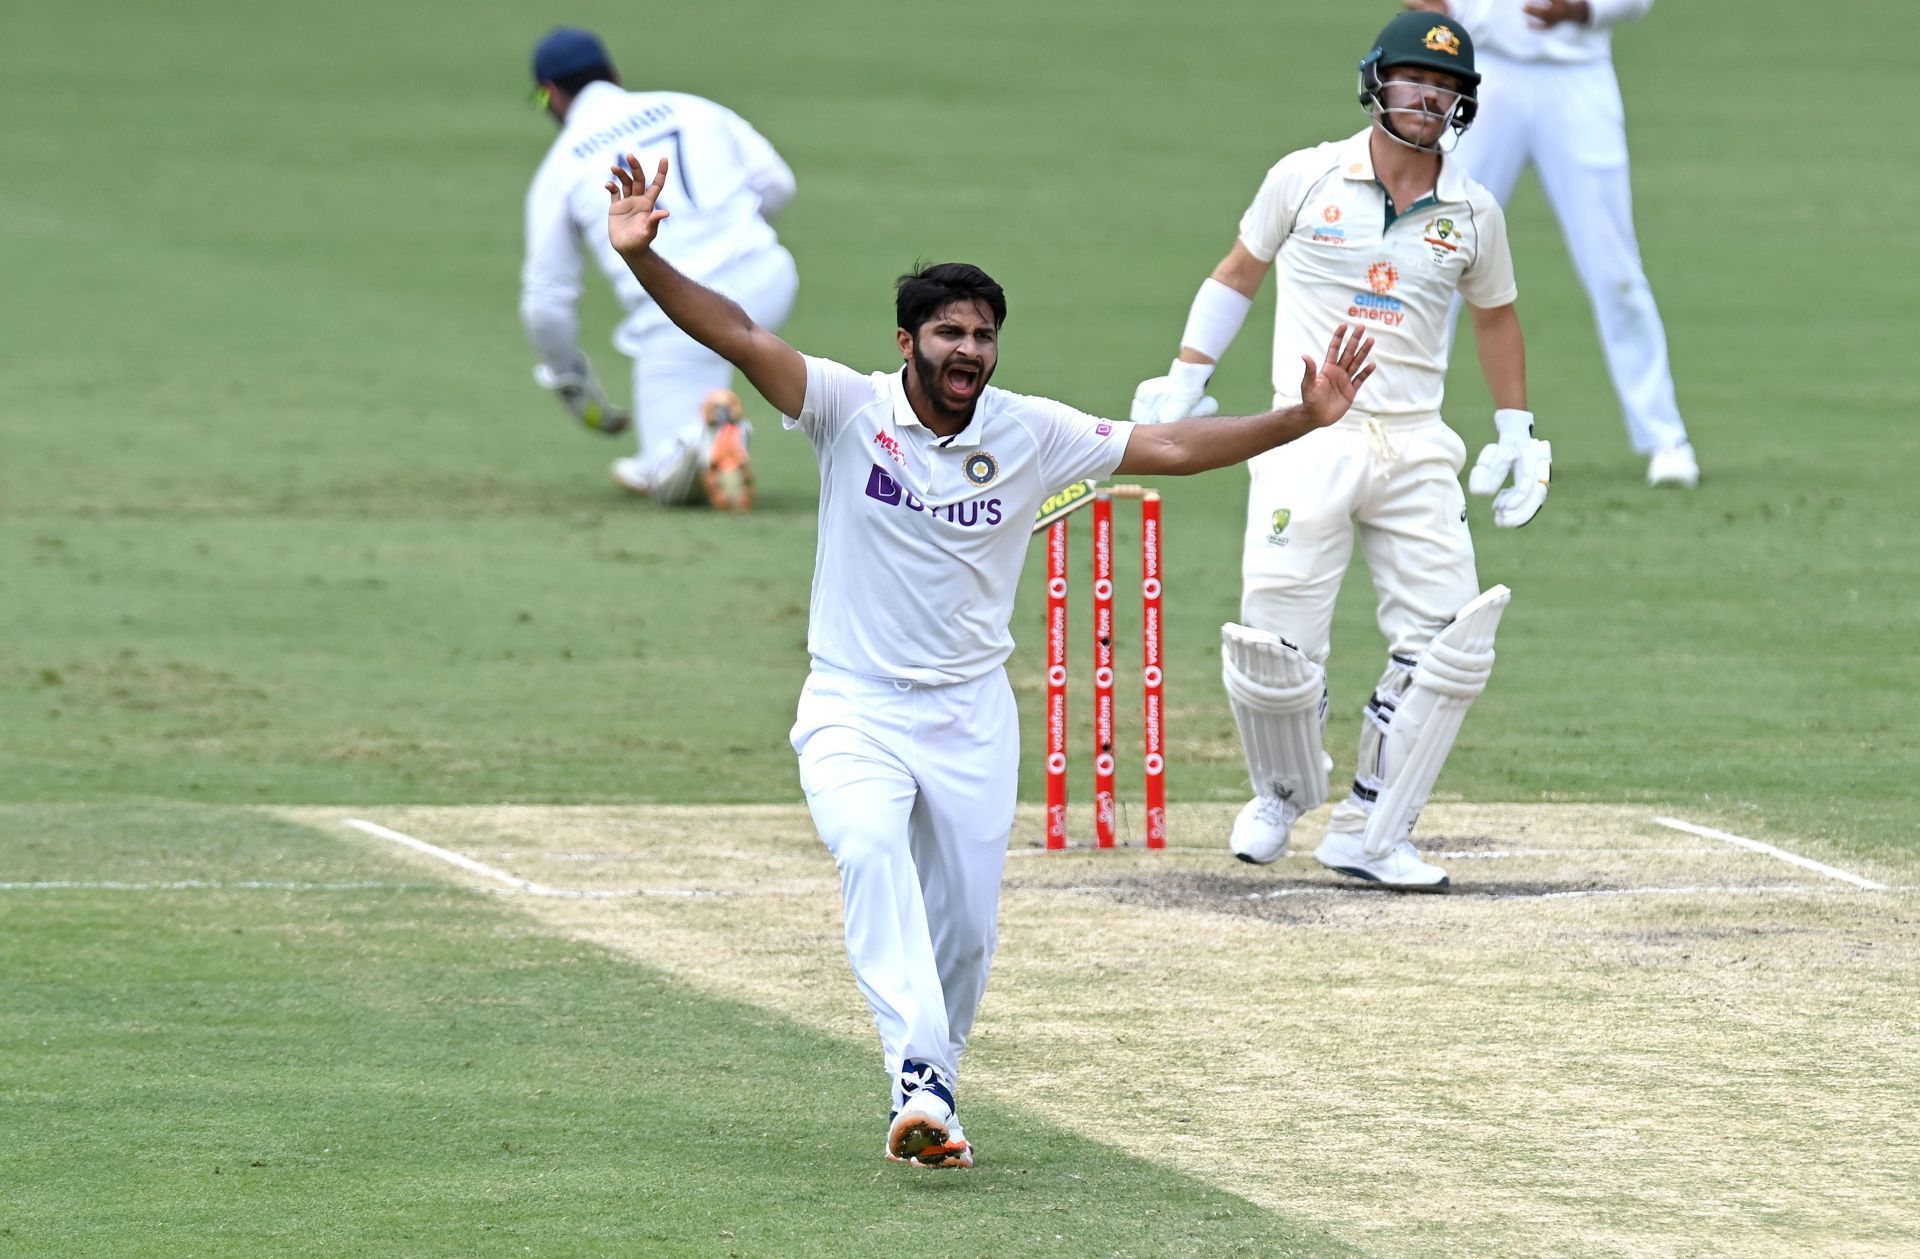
[342,819,737,899]
[1651,816,1888,890]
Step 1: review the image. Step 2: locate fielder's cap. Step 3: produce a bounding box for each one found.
[1363,11,1480,88]
[532,26,611,84]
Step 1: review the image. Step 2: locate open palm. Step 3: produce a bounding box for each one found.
[606,154,671,258]
[1298,325,1377,427]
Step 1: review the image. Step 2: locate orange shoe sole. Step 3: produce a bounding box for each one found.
[702,425,755,511]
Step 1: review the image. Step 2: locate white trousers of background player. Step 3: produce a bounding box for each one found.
[790,664,1019,1087]
[617,245,800,502]
[1452,54,1687,457]
[1240,411,1480,835]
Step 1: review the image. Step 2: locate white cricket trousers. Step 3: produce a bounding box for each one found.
[789,663,1020,1087]
[616,245,800,501]
[1452,53,1687,455]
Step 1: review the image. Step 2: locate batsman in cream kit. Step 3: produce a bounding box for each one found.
[1133,11,1550,890]
[601,152,1377,1167]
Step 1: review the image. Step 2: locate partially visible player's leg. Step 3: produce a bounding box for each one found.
[1535,60,1692,474]
[1319,422,1482,890]
[1448,52,1534,205]
[1232,429,1363,860]
[622,333,734,504]
[1440,51,1536,354]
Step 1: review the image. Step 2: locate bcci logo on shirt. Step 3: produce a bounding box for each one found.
[1266,507,1292,547]
[963,452,999,487]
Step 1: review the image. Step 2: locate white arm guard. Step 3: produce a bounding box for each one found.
[1179,277,1254,363]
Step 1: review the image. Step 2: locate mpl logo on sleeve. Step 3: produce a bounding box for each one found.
[872,430,906,467]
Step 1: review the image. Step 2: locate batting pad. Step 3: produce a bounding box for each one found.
[1221,623,1330,810]
[1361,586,1510,858]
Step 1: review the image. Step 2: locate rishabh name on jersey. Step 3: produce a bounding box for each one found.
[529,81,780,314]
[1238,128,1517,418]
[786,356,1132,686]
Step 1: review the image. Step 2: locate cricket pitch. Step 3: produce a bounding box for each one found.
[296,802,1920,1259]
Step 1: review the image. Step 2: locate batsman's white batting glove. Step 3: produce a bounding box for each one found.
[1468,408,1552,528]
[533,363,631,436]
[1129,360,1220,425]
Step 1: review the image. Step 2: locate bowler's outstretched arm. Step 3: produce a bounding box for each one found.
[606,155,807,418]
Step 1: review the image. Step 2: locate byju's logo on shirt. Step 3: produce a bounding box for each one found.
[864,466,1004,528]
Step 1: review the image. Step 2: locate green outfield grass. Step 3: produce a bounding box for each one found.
[2,0,1914,1253]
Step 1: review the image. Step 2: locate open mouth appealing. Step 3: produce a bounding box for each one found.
[944,364,981,401]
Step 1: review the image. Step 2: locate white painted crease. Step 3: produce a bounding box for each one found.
[342,818,736,899]
[0,880,422,892]
[1652,816,1889,890]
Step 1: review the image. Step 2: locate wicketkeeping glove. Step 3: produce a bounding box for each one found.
[533,363,631,436]
[1468,408,1552,528]
[1129,359,1220,425]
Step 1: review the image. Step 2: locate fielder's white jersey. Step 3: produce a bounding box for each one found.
[787,356,1134,685]
[521,81,794,362]
[1444,0,1651,63]
[1238,129,1517,417]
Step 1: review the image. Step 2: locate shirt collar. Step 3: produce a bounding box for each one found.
[887,367,986,447]
[1338,127,1469,203]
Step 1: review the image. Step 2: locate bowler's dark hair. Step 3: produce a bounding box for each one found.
[552,64,616,96]
[895,262,1007,335]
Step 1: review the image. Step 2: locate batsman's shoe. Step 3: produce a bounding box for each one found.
[1647,442,1699,488]
[885,1059,973,1169]
[1229,792,1305,865]
[1313,829,1449,892]
[699,388,756,512]
[609,456,652,497]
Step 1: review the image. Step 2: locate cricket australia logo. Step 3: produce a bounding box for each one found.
[1267,507,1292,547]
[1423,217,1461,262]
[963,452,999,487]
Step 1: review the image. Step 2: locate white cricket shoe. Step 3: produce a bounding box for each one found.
[609,456,652,497]
[1313,830,1450,892]
[885,1059,973,1168]
[1647,442,1699,488]
[1229,793,1305,865]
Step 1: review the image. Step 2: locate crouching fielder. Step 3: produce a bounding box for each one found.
[1134,11,1551,890]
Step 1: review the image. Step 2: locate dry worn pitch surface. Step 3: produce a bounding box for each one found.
[291,803,1920,1259]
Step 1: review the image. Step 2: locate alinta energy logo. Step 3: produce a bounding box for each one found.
[1351,262,1406,326]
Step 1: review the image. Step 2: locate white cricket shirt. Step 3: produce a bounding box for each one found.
[521,82,794,359]
[1444,0,1652,63]
[786,356,1134,684]
[1238,129,1517,417]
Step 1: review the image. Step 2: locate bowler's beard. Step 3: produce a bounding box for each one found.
[910,338,993,425]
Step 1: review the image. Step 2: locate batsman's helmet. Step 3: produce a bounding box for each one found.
[1357,11,1480,145]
